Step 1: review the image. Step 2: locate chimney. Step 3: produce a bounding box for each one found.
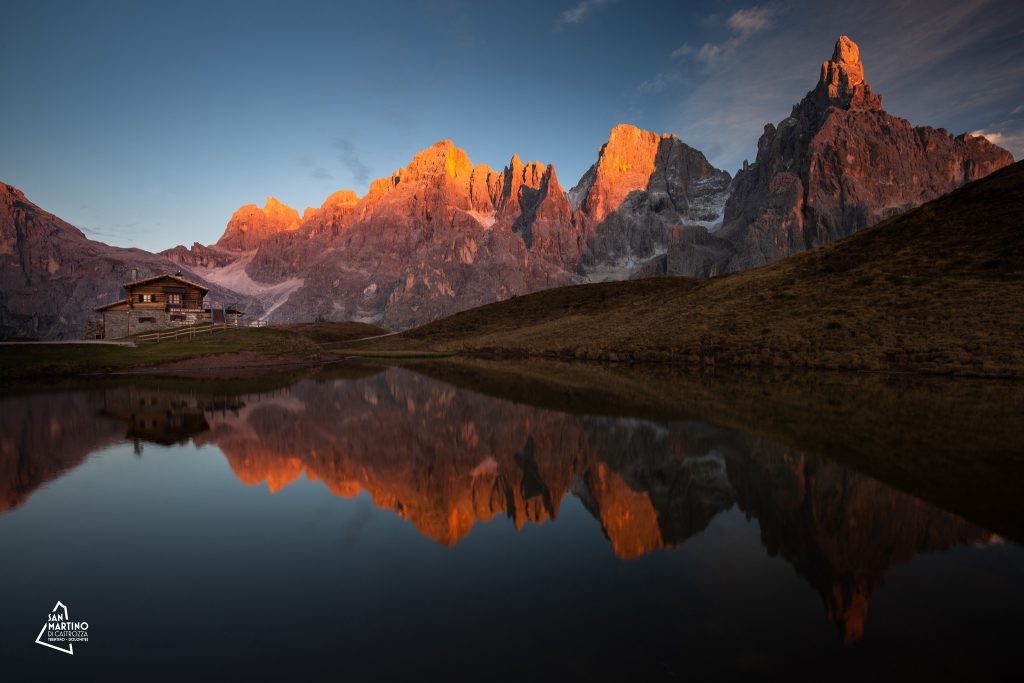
[131,268,138,281]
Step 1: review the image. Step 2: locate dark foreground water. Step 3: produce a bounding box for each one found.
[1,362,1022,680]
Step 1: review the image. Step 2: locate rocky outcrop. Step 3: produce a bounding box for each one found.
[573,124,732,279]
[215,196,301,252]
[0,183,259,339]
[161,242,237,269]
[300,190,360,238]
[719,35,1014,270]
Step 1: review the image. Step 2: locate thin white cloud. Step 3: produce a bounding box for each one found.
[1013,105,1024,115]
[332,137,372,185]
[696,43,724,64]
[555,0,614,29]
[671,44,693,59]
[728,6,775,37]
[637,71,683,94]
[971,129,1004,143]
[971,128,1024,159]
[655,5,774,97]
[675,5,776,66]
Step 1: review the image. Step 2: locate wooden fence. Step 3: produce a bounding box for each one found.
[136,323,231,344]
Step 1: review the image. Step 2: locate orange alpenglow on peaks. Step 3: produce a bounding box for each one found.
[216,196,302,251]
[372,140,474,193]
[812,34,882,110]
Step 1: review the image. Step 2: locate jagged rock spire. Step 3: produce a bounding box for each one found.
[810,35,882,111]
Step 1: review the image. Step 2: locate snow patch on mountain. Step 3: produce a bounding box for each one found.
[567,165,597,211]
[583,250,665,282]
[195,255,304,320]
[689,178,731,232]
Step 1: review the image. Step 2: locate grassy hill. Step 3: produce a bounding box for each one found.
[353,161,1024,378]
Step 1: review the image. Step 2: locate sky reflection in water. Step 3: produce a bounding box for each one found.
[1,364,1021,679]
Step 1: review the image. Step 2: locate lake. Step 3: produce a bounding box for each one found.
[1,361,1022,680]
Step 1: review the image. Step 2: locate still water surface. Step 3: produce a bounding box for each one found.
[1,363,1021,679]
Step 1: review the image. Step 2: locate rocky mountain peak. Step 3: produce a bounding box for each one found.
[810,35,882,111]
[832,34,860,64]
[404,139,474,181]
[2,183,26,202]
[216,196,301,251]
[496,155,547,213]
[719,35,1012,271]
[2,181,86,249]
[263,195,287,210]
[320,189,360,208]
[298,189,362,237]
[365,140,475,202]
[575,124,665,225]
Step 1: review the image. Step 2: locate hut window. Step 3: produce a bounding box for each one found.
[167,293,182,305]
[138,294,154,303]
[139,316,156,323]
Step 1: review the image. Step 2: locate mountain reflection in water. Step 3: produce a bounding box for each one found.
[2,362,1016,654]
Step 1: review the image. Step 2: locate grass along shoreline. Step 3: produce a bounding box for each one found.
[0,322,385,379]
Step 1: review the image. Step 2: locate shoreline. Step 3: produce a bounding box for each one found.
[4,342,1023,383]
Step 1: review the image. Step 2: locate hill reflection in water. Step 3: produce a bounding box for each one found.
[2,361,1019,649]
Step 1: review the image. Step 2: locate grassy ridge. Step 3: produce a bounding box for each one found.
[0,322,388,379]
[352,161,1024,377]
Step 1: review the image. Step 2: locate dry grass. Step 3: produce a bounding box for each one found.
[0,327,323,379]
[0,322,399,379]
[353,161,1024,378]
[274,321,388,343]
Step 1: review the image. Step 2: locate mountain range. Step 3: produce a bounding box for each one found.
[0,36,1013,339]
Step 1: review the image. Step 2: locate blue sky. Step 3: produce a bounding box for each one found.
[2,0,1022,251]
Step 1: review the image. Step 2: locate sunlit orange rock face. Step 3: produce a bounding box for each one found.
[216,196,302,251]
[239,140,581,328]
[570,123,733,278]
[719,35,1014,270]
[811,34,881,111]
[300,190,360,238]
[242,125,733,325]
[161,122,734,327]
[575,124,662,228]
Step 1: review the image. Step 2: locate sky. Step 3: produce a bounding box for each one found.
[1,0,1022,252]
